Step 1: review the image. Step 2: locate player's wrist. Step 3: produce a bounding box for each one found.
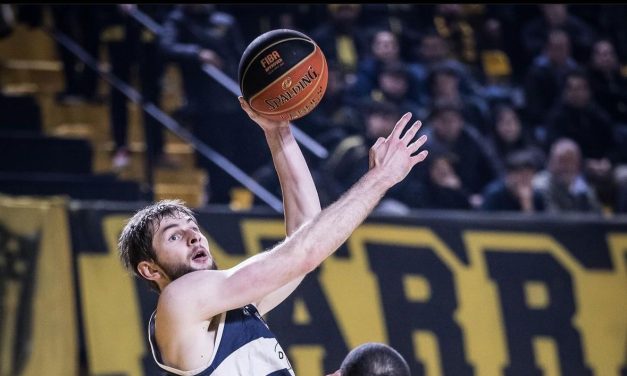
[364,168,395,193]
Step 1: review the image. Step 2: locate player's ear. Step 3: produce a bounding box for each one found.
[137,260,163,282]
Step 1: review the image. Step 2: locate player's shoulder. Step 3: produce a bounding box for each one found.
[158,270,221,309]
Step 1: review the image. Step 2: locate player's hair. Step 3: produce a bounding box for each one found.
[118,199,195,291]
[341,342,410,376]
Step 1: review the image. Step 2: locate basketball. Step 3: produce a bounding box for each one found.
[238,29,328,122]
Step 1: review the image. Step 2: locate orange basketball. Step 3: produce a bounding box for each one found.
[238,29,328,122]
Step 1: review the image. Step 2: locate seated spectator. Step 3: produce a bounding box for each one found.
[322,100,413,212]
[587,38,627,126]
[431,4,479,68]
[546,70,617,170]
[481,149,545,213]
[309,4,369,79]
[410,149,472,210]
[349,29,421,102]
[487,103,545,176]
[522,4,596,64]
[596,5,627,67]
[422,100,500,207]
[369,62,426,120]
[533,138,603,213]
[426,64,492,136]
[295,62,363,152]
[523,28,579,137]
[410,32,482,102]
[476,16,515,87]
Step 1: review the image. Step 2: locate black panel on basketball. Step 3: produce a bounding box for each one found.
[238,29,316,100]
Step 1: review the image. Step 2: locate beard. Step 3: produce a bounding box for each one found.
[158,258,218,281]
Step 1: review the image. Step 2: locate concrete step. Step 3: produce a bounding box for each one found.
[154,183,207,208]
[0,59,64,94]
[0,24,58,61]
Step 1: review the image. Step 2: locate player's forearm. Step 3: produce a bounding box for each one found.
[265,126,321,235]
[277,168,391,272]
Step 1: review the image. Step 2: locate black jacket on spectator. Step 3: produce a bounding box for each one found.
[524,54,579,128]
[546,102,617,161]
[522,13,596,64]
[587,67,627,125]
[422,125,499,195]
[481,180,545,212]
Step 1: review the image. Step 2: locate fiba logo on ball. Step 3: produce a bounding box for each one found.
[260,50,283,74]
[238,29,328,121]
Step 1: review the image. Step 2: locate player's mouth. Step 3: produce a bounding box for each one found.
[191,247,209,263]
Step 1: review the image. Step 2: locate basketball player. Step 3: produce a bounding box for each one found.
[118,96,428,375]
[326,342,411,376]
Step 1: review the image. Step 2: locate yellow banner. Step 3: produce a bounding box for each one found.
[72,207,627,376]
[0,195,77,376]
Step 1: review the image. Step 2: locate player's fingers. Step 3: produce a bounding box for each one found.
[410,150,429,165]
[238,96,256,118]
[401,120,422,145]
[390,112,412,140]
[408,134,428,154]
[372,137,385,149]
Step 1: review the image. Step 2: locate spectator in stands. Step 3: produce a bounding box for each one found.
[369,62,426,120]
[50,4,103,104]
[533,138,603,213]
[326,342,411,376]
[430,4,479,68]
[160,5,266,204]
[521,4,596,65]
[545,69,618,209]
[523,28,579,139]
[410,149,472,210]
[101,4,176,172]
[426,64,492,136]
[587,38,627,126]
[481,149,545,213]
[160,5,245,118]
[487,103,545,176]
[421,100,499,208]
[410,32,481,104]
[322,100,414,212]
[546,70,617,167]
[597,5,627,66]
[218,5,325,45]
[295,62,363,152]
[309,4,368,79]
[349,29,421,103]
[473,8,525,109]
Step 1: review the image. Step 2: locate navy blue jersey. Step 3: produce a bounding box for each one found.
[148,304,294,375]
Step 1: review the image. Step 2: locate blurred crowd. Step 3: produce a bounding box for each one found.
[10,4,627,214]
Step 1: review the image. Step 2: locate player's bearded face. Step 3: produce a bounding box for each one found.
[157,256,218,281]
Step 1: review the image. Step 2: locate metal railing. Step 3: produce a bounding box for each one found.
[46,26,285,212]
[127,7,329,160]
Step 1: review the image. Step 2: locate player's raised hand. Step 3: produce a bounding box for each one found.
[238,96,289,132]
[368,112,428,186]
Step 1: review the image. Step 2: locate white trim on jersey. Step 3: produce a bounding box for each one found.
[147,311,226,376]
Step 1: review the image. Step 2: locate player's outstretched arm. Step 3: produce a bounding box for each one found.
[239,96,321,314]
[159,113,428,322]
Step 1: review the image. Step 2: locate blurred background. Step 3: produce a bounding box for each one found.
[0,4,625,376]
